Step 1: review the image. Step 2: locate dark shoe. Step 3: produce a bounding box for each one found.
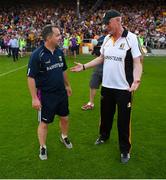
[120,153,130,164]
[60,137,73,149]
[39,146,47,160]
[94,137,106,145]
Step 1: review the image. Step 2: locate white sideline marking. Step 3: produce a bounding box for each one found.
[0,65,27,77]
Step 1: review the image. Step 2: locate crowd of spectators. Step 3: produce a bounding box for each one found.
[0,0,165,55]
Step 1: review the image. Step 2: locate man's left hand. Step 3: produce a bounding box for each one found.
[128,80,140,92]
[66,86,72,96]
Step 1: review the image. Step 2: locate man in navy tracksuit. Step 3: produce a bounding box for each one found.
[27,25,72,160]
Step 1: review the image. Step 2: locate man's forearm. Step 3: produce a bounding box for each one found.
[84,55,104,70]
[133,58,143,81]
[63,71,70,88]
[27,77,38,99]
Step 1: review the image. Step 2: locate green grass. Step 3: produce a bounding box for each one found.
[0,55,166,178]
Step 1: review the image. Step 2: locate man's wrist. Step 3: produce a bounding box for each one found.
[66,85,71,89]
[32,97,38,101]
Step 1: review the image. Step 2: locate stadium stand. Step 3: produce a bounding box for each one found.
[0,0,165,55]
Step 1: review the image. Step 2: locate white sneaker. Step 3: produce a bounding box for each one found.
[39,147,47,160]
[60,137,73,149]
[120,153,130,164]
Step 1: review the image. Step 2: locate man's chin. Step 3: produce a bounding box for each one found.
[54,44,59,48]
[55,42,61,47]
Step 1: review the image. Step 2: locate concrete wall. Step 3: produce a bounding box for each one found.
[151,49,166,56]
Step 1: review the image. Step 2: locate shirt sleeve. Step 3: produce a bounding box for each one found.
[131,35,142,58]
[27,52,40,78]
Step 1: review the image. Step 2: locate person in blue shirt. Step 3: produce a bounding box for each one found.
[27,24,73,160]
[8,35,19,61]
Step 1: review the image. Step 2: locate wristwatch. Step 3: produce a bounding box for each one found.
[134,80,141,83]
[82,64,86,70]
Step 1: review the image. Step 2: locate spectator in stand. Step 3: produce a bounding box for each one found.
[63,34,70,56]
[76,33,82,55]
[19,36,26,57]
[0,1,165,51]
[70,35,77,59]
[8,35,19,61]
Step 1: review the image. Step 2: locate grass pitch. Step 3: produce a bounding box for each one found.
[0,54,166,178]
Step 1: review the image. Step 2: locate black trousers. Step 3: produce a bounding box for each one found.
[100,86,132,153]
[11,47,19,61]
[76,45,80,54]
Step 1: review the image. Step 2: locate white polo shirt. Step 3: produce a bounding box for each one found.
[100,29,141,90]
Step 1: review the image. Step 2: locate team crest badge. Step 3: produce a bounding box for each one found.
[59,56,62,61]
[119,43,125,50]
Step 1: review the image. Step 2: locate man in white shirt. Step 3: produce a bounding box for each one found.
[71,9,142,164]
[8,35,19,61]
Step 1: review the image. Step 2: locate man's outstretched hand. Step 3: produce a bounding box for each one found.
[70,62,84,72]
